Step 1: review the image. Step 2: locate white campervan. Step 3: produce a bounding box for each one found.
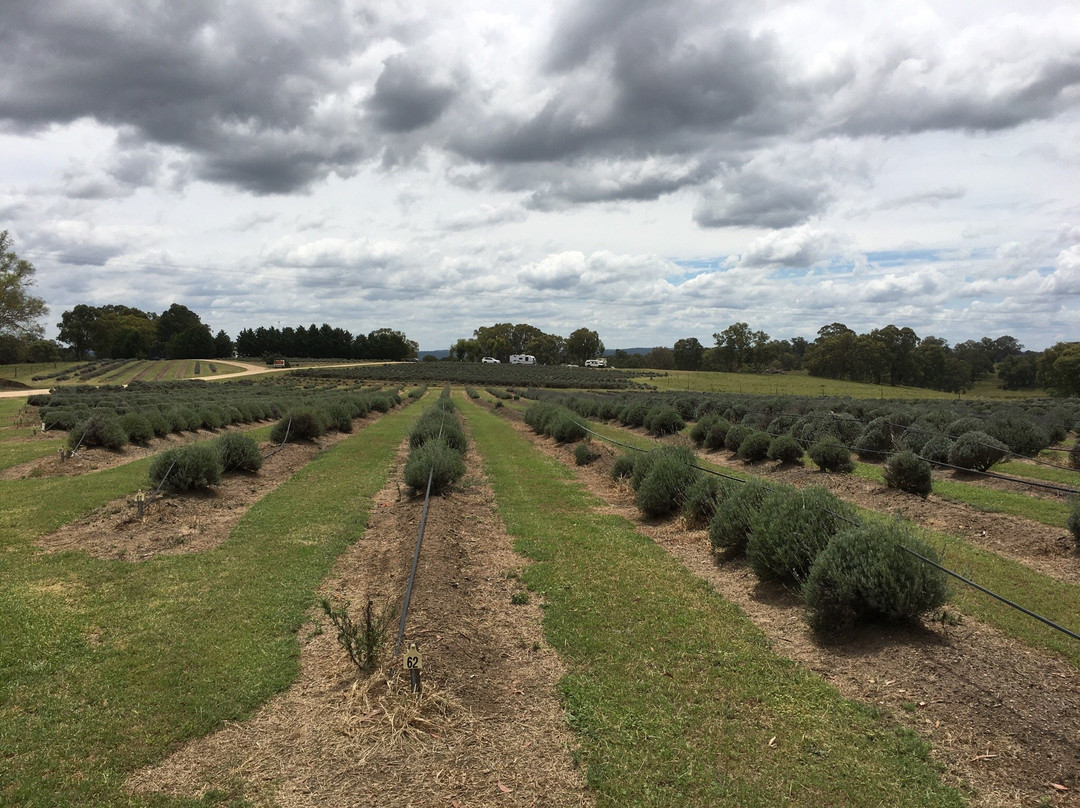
[510,354,536,365]
[584,358,607,368]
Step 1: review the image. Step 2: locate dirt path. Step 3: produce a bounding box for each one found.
[126,423,592,807]
[494,407,1080,808]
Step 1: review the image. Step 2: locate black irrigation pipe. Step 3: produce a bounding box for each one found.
[393,395,453,662]
[575,417,1080,647]
[262,415,293,459]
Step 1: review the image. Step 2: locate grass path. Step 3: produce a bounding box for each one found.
[0,402,424,807]
[463,399,963,807]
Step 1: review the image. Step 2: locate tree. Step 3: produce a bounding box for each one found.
[366,328,417,361]
[156,304,205,347]
[57,304,97,359]
[565,328,604,364]
[998,353,1038,390]
[1037,342,1080,397]
[645,346,675,370]
[0,231,48,339]
[525,332,565,365]
[673,337,705,371]
[214,330,234,359]
[450,338,479,362]
[167,326,216,360]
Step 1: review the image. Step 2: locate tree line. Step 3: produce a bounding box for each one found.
[234,324,417,361]
[611,322,1080,397]
[449,323,604,365]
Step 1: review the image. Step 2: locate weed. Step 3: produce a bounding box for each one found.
[321,597,395,674]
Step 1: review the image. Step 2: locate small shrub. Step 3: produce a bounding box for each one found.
[217,432,264,472]
[630,445,696,490]
[321,598,393,674]
[403,438,466,494]
[119,412,154,445]
[573,441,599,466]
[853,419,893,460]
[149,443,223,493]
[549,411,587,443]
[689,414,718,446]
[808,436,854,473]
[767,434,804,465]
[985,410,1049,456]
[646,405,686,437]
[737,430,772,462]
[945,416,984,438]
[919,435,953,466]
[746,486,857,583]
[682,474,727,526]
[1070,440,1080,470]
[619,401,650,428]
[611,453,637,480]
[703,417,732,451]
[803,521,951,633]
[948,431,1009,471]
[724,423,752,453]
[411,409,468,454]
[271,410,326,444]
[708,478,772,556]
[69,413,128,451]
[1067,498,1080,544]
[510,591,531,606]
[883,451,932,497]
[636,451,701,519]
[325,402,354,433]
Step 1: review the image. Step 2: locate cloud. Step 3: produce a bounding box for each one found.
[441,203,528,231]
[0,1,370,194]
[739,226,848,268]
[367,53,460,133]
[695,170,833,229]
[878,186,967,210]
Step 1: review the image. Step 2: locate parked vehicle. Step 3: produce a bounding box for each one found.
[585,358,608,368]
[481,356,501,364]
[509,354,536,365]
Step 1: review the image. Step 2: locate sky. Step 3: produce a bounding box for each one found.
[1,0,1078,353]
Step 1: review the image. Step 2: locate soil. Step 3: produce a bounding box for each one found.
[14,398,1080,806]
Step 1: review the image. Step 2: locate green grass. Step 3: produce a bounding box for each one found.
[0,401,423,807]
[853,462,1071,528]
[996,459,1080,488]
[464,399,963,807]
[642,368,957,399]
[0,361,78,386]
[640,368,1046,400]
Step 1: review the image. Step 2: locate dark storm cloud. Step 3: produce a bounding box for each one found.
[0,0,368,194]
[694,170,833,229]
[837,55,1080,136]
[367,54,459,133]
[452,5,788,166]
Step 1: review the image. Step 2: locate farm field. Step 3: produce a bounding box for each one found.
[2,378,1079,806]
[643,368,1044,400]
[0,359,249,390]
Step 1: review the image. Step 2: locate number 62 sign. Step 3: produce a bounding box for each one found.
[405,642,422,670]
